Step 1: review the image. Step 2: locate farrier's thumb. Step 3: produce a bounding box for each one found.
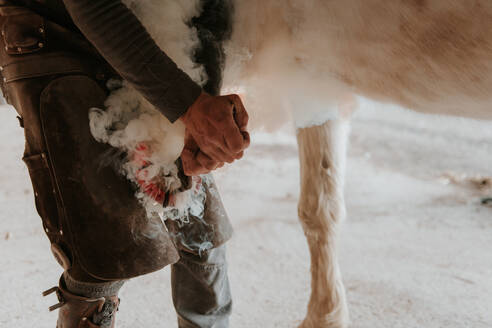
[181,134,203,176]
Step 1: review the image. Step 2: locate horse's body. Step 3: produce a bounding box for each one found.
[94,1,492,326]
[227,0,492,121]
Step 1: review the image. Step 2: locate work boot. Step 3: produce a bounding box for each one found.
[43,277,120,328]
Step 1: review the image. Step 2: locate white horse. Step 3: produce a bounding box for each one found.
[91,1,492,327]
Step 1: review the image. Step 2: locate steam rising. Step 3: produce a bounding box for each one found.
[89,0,207,223]
[89,79,205,222]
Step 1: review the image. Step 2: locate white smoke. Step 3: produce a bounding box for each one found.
[89,79,202,221]
[89,0,206,222]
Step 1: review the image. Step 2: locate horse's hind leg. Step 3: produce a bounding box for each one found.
[296,118,350,328]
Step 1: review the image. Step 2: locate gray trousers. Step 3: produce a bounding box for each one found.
[172,245,232,328]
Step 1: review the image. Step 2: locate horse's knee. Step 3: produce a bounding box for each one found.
[298,196,345,238]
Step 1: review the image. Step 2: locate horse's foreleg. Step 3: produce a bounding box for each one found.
[297,119,350,328]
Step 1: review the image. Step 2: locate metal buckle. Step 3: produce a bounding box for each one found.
[42,286,66,312]
[42,286,58,297]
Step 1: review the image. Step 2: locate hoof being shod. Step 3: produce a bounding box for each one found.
[299,312,350,328]
[300,290,350,328]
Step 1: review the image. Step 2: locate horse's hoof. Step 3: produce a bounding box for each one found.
[299,314,349,328]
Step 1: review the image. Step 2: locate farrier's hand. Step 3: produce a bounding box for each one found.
[180,93,250,176]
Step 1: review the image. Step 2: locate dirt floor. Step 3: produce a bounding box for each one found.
[0,101,491,327]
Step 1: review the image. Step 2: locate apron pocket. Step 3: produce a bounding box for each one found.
[1,7,46,55]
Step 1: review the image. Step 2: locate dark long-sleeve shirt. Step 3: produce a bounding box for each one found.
[16,0,202,122]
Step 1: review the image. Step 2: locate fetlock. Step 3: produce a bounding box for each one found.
[43,278,120,328]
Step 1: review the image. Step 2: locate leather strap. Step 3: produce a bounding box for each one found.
[0,54,108,83]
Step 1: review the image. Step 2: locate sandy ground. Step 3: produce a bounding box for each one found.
[0,101,491,328]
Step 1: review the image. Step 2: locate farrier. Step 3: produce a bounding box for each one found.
[0,0,248,327]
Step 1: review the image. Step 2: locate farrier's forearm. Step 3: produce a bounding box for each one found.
[62,0,201,122]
